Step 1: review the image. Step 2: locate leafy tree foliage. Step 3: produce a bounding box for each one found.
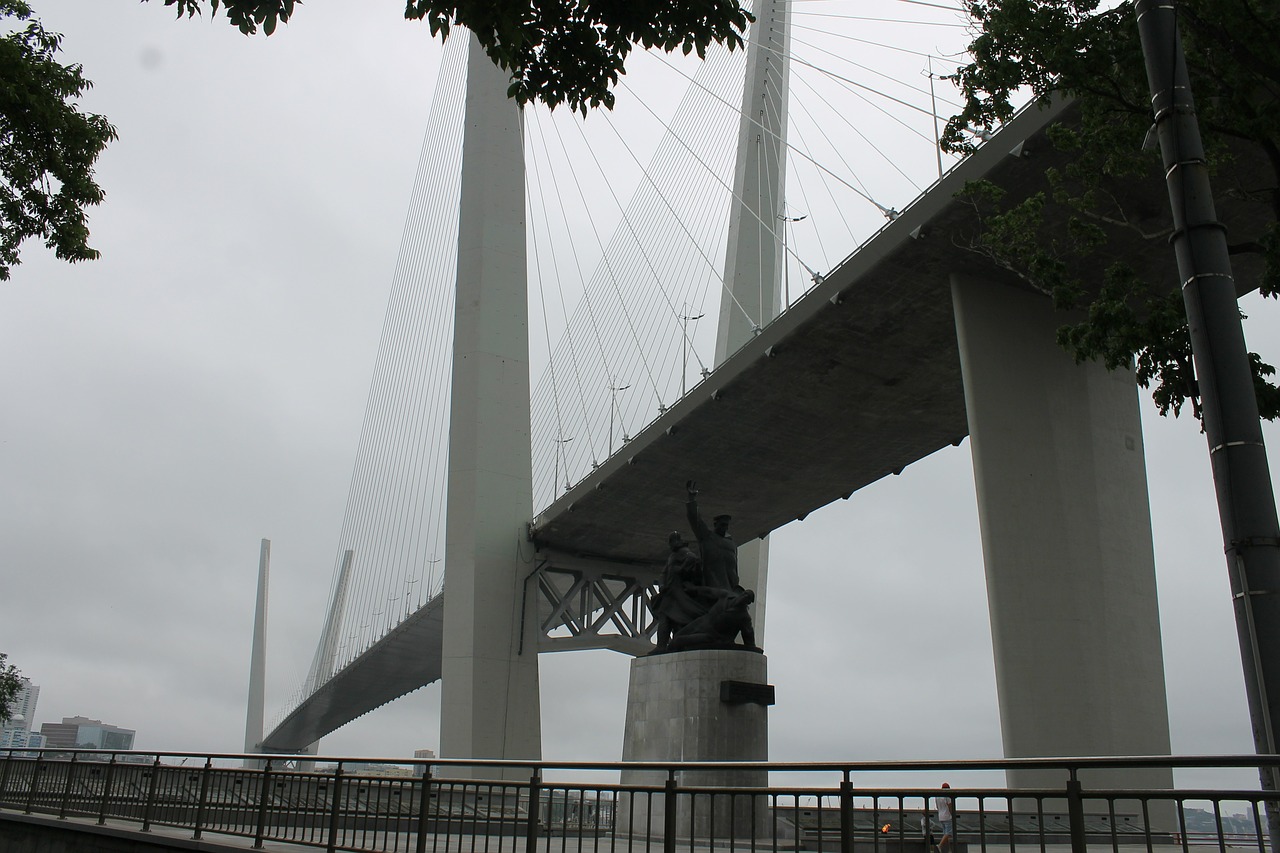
[0,653,22,723]
[942,0,1280,420]
[151,0,753,114]
[0,0,117,281]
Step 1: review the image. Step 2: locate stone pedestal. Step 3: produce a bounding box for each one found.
[620,649,771,840]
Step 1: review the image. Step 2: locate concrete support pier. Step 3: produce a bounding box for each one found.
[710,0,793,647]
[620,650,770,839]
[439,37,541,768]
[951,274,1173,793]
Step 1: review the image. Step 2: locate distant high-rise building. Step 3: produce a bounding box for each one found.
[413,747,436,777]
[1,679,40,734]
[38,721,76,748]
[40,716,135,750]
[0,727,46,755]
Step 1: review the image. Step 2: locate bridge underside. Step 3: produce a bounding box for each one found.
[531,96,1264,564]
[262,596,443,753]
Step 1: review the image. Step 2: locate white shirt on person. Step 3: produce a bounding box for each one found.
[935,795,953,822]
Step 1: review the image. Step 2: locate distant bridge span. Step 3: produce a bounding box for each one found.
[266,597,444,753]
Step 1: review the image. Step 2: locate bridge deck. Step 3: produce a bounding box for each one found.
[532,97,1067,564]
[531,95,1263,565]
[264,595,443,752]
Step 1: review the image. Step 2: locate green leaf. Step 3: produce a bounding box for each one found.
[946,0,1280,420]
[0,2,116,280]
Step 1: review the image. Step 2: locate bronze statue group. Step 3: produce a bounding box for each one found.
[650,481,759,653]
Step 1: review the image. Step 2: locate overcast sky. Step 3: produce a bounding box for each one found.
[1,0,1276,793]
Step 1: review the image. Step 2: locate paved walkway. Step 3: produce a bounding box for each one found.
[0,810,1264,853]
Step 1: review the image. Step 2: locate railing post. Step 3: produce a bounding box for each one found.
[58,752,78,819]
[1066,770,1087,853]
[24,752,44,814]
[664,773,679,853]
[415,766,433,853]
[526,771,543,853]
[840,775,855,853]
[193,756,213,840]
[97,755,117,825]
[0,748,14,809]
[253,758,274,849]
[326,761,344,853]
[141,755,162,832]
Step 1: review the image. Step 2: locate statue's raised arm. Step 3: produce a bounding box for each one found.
[685,479,710,540]
[683,480,739,591]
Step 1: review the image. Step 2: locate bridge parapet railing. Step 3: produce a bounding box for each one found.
[1,751,1277,853]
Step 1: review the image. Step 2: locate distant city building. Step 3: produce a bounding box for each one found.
[39,716,135,751]
[38,721,76,748]
[1,679,40,734]
[413,748,436,777]
[0,728,46,755]
[321,762,414,778]
[363,764,415,778]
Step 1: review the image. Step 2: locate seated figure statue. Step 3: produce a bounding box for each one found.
[668,586,759,651]
[651,530,708,653]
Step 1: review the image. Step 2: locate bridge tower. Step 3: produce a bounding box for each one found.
[243,539,269,768]
[952,275,1173,790]
[438,37,541,765]
[713,0,792,645]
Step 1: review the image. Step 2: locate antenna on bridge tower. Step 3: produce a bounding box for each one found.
[243,538,270,768]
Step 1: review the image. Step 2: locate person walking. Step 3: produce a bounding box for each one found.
[934,782,955,853]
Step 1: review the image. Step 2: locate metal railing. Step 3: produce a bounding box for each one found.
[1,751,1277,853]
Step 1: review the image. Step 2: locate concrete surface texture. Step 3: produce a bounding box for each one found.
[439,35,542,768]
[951,273,1174,795]
[621,649,771,837]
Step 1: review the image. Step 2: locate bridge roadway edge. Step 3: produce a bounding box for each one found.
[532,84,1266,564]
[262,596,445,752]
[529,95,1082,563]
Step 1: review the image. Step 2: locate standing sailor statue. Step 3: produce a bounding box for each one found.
[647,481,759,652]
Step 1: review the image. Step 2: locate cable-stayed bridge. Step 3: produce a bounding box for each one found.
[259,90,1057,753]
[244,0,1267,786]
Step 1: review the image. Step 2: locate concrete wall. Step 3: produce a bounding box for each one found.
[1,812,235,853]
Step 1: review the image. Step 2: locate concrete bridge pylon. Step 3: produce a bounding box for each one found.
[952,273,1173,791]
[438,35,541,767]
[243,538,269,769]
[711,0,792,650]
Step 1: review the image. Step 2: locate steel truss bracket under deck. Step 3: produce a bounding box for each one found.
[531,550,662,656]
